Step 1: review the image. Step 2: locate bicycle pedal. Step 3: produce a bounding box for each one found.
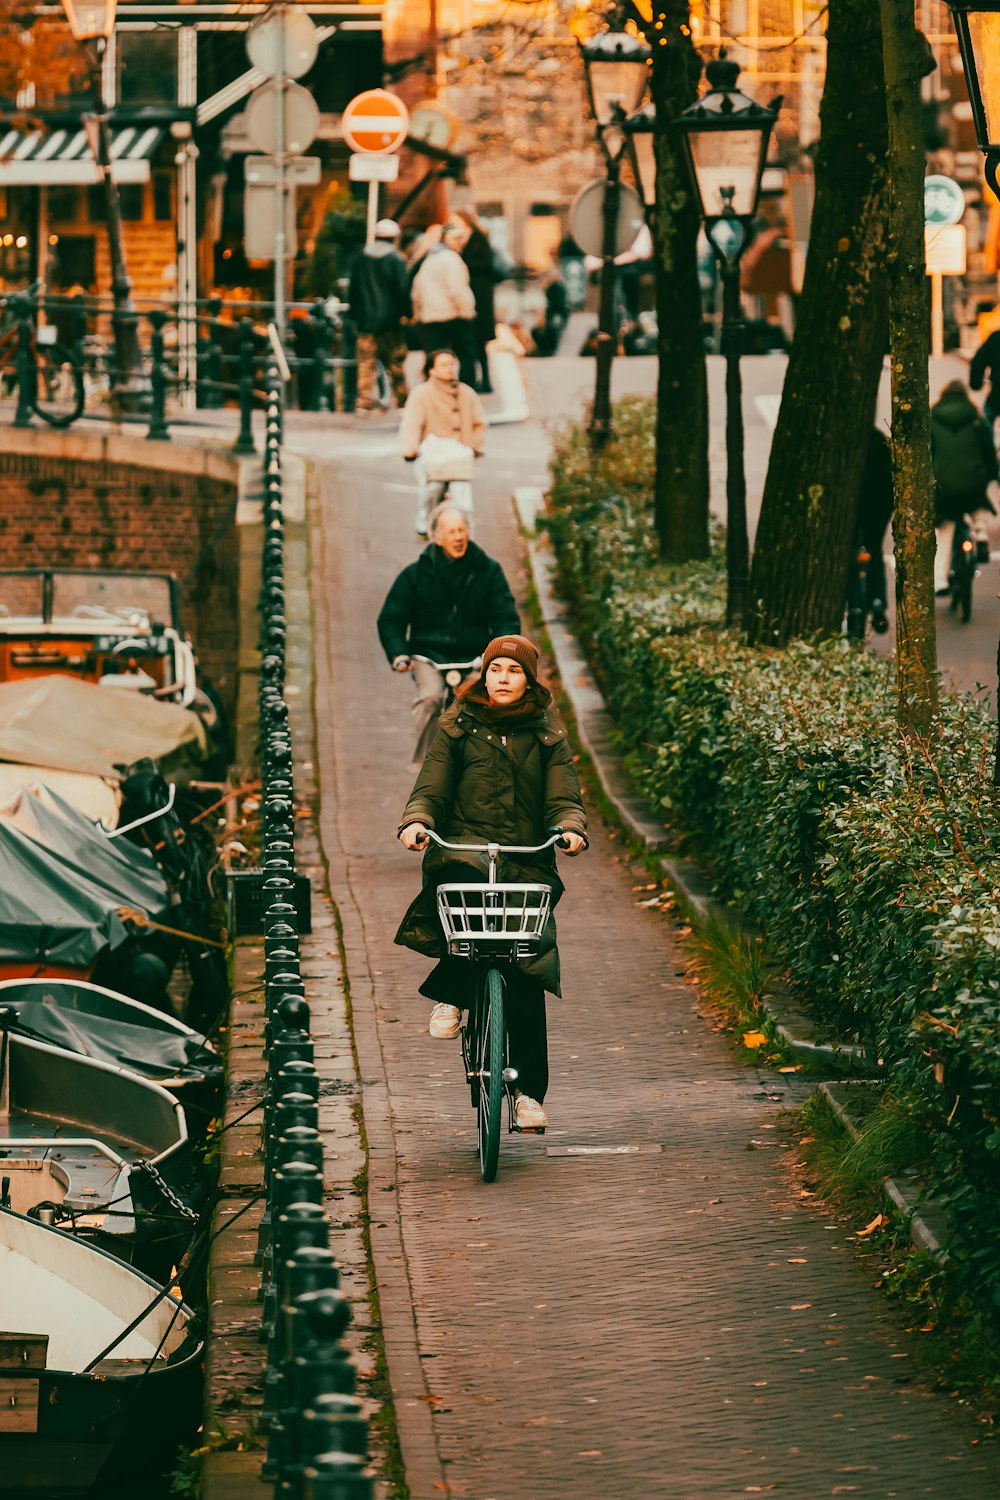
[513,1124,545,1135]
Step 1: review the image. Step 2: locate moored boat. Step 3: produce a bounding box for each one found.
[0,1016,204,1277]
[0,1204,202,1497]
[0,977,222,1131]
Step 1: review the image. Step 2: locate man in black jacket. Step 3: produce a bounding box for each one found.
[969,326,1000,430]
[377,506,520,761]
[349,218,411,410]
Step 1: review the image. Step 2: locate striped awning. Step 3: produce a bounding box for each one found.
[0,125,166,186]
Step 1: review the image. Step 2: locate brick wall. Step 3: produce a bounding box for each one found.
[0,443,241,717]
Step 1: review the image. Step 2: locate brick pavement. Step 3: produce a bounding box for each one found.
[306,411,1000,1499]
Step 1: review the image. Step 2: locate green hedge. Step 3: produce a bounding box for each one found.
[546,397,1000,1303]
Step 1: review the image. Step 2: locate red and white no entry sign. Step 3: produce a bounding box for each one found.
[341,88,410,155]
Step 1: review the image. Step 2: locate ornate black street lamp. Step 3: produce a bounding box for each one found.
[623,101,656,218]
[674,53,780,627]
[61,0,148,407]
[945,2,1000,780]
[579,31,650,449]
[946,3,1000,194]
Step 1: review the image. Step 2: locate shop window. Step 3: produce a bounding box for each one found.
[119,183,145,222]
[48,234,96,292]
[47,186,79,224]
[118,31,177,106]
[152,170,173,223]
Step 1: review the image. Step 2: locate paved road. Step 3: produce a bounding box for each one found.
[303,390,1000,1499]
[521,339,999,703]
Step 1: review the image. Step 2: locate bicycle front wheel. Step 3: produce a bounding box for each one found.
[477,967,505,1183]
[34,340,85,427]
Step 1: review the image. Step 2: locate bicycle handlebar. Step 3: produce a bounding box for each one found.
[409,654,483,672]
[420,827,567,855]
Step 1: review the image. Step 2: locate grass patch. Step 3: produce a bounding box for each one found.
[795,1090,1000,1421]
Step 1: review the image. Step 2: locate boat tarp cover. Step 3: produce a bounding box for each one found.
[0,676,207,779]
[0,762,120,823]
[0,784,168,912]
[6,996,216,1082]
[0,821,134,967]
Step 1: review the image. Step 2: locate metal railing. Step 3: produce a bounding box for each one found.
[0,287,363,448]
[251,368,374,1498]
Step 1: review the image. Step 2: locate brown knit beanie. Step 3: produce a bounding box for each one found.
[482,634,540,683]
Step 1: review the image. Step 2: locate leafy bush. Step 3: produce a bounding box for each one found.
[546,398,1000,1310]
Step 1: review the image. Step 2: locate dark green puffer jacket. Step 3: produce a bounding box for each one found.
[394,696,587,996]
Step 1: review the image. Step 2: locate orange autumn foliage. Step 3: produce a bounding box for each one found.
[0,1,89,115]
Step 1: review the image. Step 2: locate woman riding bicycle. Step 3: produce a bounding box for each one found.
[397,635,587,1131]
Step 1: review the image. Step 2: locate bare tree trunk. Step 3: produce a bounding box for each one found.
[647,3,710,563]
[745,0,889,645]
[880,0,939,734]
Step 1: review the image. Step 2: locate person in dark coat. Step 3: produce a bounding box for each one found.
[969,326,1000,428]
[455,209,497,393]
[930,379,998,591]
[377,506,520,761]
[397,634,587,1130]
[348,218,411,410]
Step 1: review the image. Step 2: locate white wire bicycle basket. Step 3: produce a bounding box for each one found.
[436,882,552,959]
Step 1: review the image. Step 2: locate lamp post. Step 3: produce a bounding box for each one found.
[61,0,148,407]
[946,2,1000,194]
[673,53,779,627]
[579,31,650,449]
[623,101,656,220]
[945,1,1000,780]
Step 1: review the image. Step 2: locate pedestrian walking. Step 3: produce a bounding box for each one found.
[410,223,477,386]
[969,323,1000,430]
[398,347,486,538]
[454,208,497,393]
[348,217,411,410]
[377,505,520,762]
[930,380,997,593]
[396,634,588,1131]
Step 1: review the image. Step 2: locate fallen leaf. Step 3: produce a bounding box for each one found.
[743,1030,768,1049]
[788,1257,808,1264]
[857,1214,888,1238]
[790,1303,812,1311]
[778,1064,801,1073]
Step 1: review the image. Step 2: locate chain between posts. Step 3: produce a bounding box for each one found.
[252,363,374,1497]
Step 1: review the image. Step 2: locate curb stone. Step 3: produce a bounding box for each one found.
[515,490,949,1259]
[820,1084,950,1263]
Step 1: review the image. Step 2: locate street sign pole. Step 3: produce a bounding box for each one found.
[274,28,286,339]
[246,5,320,341]
[341,89,409,247]
[365,179,379,248]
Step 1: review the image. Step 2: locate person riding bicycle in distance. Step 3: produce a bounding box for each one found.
[397,634,587,1131]
[399,347,486,539]
[377,503,520,763]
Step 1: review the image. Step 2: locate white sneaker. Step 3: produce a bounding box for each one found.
[513,1093,547,1130]
[428,1003,461,1039]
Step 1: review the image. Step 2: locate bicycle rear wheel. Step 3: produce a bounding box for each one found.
[477,967,505,1183]
[34,340,84,427]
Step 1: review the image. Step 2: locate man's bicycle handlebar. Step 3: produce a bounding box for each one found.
[418,828,569,855]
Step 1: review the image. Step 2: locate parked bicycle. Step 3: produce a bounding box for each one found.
[418,827,569,1182]
[0,282,85,428]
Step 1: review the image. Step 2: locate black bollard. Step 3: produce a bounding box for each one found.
[233,316,257,455]
[13,297,36,429]
[146,309,170,441]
